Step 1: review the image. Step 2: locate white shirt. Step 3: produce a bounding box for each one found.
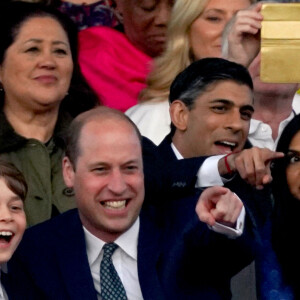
[0,266,8,300]
[292,91,300,114]
[0,282,7,300]
[171,143,245,238]
[84,219,143,300]
[249,111,295,150]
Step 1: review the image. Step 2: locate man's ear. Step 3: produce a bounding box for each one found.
[62,157,75,188]
[169,100,189,131]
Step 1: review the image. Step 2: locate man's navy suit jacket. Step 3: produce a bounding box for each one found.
[8,194,255,300]
[156,134,272,233]
[142,136,207,203]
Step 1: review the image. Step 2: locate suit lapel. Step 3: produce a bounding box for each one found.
[137,206,165,300]
[157,134,178,161]
[54,210,98,300]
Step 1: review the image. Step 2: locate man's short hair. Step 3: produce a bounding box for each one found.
[0,160,27,201]
[65,107,142,167]
[169,57,253,108]
[168,57,253,134]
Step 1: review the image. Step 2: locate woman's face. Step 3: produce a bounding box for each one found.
[286,131,300,200]
[189,0,251,60]
[0,16,73,112]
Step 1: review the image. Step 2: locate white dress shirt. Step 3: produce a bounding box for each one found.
[84,219,143,300]
[171,143,245,238]
[0,266,8,300]
[292,91,300,114]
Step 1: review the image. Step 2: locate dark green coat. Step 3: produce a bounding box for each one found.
[0,109,76,226]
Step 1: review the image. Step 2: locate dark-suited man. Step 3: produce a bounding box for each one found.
[8,107,257,300]
[158,58,284,300]
[159,57,283,191]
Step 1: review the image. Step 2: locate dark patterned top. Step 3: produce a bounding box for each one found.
[58,0,121,30]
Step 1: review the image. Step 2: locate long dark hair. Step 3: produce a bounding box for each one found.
[272,113,300,293]
[0,1,99,116]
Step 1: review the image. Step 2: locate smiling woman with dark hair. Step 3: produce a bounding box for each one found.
[0,1,98,227]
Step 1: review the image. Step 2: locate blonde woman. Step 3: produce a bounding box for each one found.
[126,0,256,145]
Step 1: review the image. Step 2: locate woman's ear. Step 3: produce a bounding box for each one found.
[169,100,189,132]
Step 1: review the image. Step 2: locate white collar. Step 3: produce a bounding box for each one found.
[83,217,140,266]
[171,142,183,160]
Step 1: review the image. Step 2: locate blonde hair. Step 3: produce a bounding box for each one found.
[140,0,256,103]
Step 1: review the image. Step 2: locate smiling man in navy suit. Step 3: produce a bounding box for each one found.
[158,58,283,191]
[8,106,258,300]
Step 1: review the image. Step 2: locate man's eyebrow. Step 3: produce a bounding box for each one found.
[123,159,141,165]
[209,99,233,105]
[209,99,255,112]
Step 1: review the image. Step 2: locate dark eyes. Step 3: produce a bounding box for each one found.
[206,16,222,22]
[25,47,39,53]
[125,165,138,171]
[54,48,67,55]
[240,111,253,121]
[141,5,156,12]
[25,47,68,55]
[211,105,252,120]
[10,202,24,212]
[211,105,226,112]
[289,155,300,164]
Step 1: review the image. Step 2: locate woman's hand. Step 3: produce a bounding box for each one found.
[222,3,263,67]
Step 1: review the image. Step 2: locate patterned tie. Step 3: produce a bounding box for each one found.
[100,243,127,300]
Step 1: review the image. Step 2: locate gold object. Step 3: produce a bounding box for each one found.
[261,3,300,83]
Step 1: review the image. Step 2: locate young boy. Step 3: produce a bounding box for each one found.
[0,160,27,299]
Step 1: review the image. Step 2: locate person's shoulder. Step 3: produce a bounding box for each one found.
[22,209,79,243]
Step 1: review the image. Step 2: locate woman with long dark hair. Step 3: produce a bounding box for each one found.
[271,114,300,298]
[0,1,98,226]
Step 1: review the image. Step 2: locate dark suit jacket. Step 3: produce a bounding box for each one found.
[142,136,208,202]
[1,270,41,300]
[8,194,255,300]
[156,134,272,235]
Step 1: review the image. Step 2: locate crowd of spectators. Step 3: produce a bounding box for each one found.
[1,0,300,299]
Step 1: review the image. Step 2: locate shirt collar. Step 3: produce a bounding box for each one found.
[171,143,183,160]
[83,217,140,266]
[249,118,261,135]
